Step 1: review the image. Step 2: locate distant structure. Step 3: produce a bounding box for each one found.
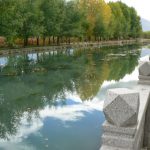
[100,59,150,150]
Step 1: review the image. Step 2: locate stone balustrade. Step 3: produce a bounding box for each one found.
[100,58,150,150]
[138,61,150,85]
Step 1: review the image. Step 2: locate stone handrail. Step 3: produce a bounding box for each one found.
[138,61,150,85]
[100,60,150,150]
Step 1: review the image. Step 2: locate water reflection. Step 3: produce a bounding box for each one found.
[0,100,104,150]
[0,45,147,150]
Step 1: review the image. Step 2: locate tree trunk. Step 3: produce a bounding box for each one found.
[31,38,34,45]
[53,36,55,44]
[43,37,45,46]
[24,37,28,47]
[79,37,82,42]
[68,37,71,44]
[60,37,63,43]
[48,37,51,45]
[37,37,39,46]
[88,36,91,42]
[57,36,60,45]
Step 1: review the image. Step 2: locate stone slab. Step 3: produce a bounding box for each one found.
[139,75,150,80]
[138,80,150,85]
[102,121,137,137]
[100,145,131,150]
[102,134,134,148]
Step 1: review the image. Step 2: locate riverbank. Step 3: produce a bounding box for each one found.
[0,39,150,56]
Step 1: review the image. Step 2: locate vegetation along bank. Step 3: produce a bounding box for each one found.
[0,0,142,48]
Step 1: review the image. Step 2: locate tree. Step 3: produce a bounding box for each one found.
[16,0,44,46]
[78,0,98,41]
[118,2,131,39]
[0,0,143,47]
[129,7,142,38]
[109,2,126,39]
[0,0,20,46]
[61,1,82,43]
[94,0,111,40]
[41,0,65,45]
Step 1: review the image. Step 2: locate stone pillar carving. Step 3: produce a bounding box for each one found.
[139,61,150,85]
[100,88,140,150]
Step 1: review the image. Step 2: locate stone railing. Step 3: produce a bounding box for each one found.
[138,61,150,85]
[100,60,150,150]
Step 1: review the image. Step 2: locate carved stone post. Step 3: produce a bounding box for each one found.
[139,61,150,85]
[100,88,140,150]
[138,60,150,148]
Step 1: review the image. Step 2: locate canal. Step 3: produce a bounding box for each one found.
[0,44,150,150]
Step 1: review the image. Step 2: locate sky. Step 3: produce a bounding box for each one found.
[105,0,150,21]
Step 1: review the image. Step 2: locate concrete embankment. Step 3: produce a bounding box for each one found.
[0,39,150,56]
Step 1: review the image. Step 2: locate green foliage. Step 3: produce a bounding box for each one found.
[129,7,142,38]
[0,0,142,46]
[109,2,126,39]
[62,1,83,38]
[108,2,142,39]
[16,0,44,46]
[142,31,150,39]
[0,0,19,45]
[40,0,65,37]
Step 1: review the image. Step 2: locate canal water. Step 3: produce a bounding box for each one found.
[0,44,150,150]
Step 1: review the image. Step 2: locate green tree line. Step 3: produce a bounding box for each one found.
[0,0,142,47]
[142,31,150,39]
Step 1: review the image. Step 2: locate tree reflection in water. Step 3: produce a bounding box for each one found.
[0,45,140,139]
